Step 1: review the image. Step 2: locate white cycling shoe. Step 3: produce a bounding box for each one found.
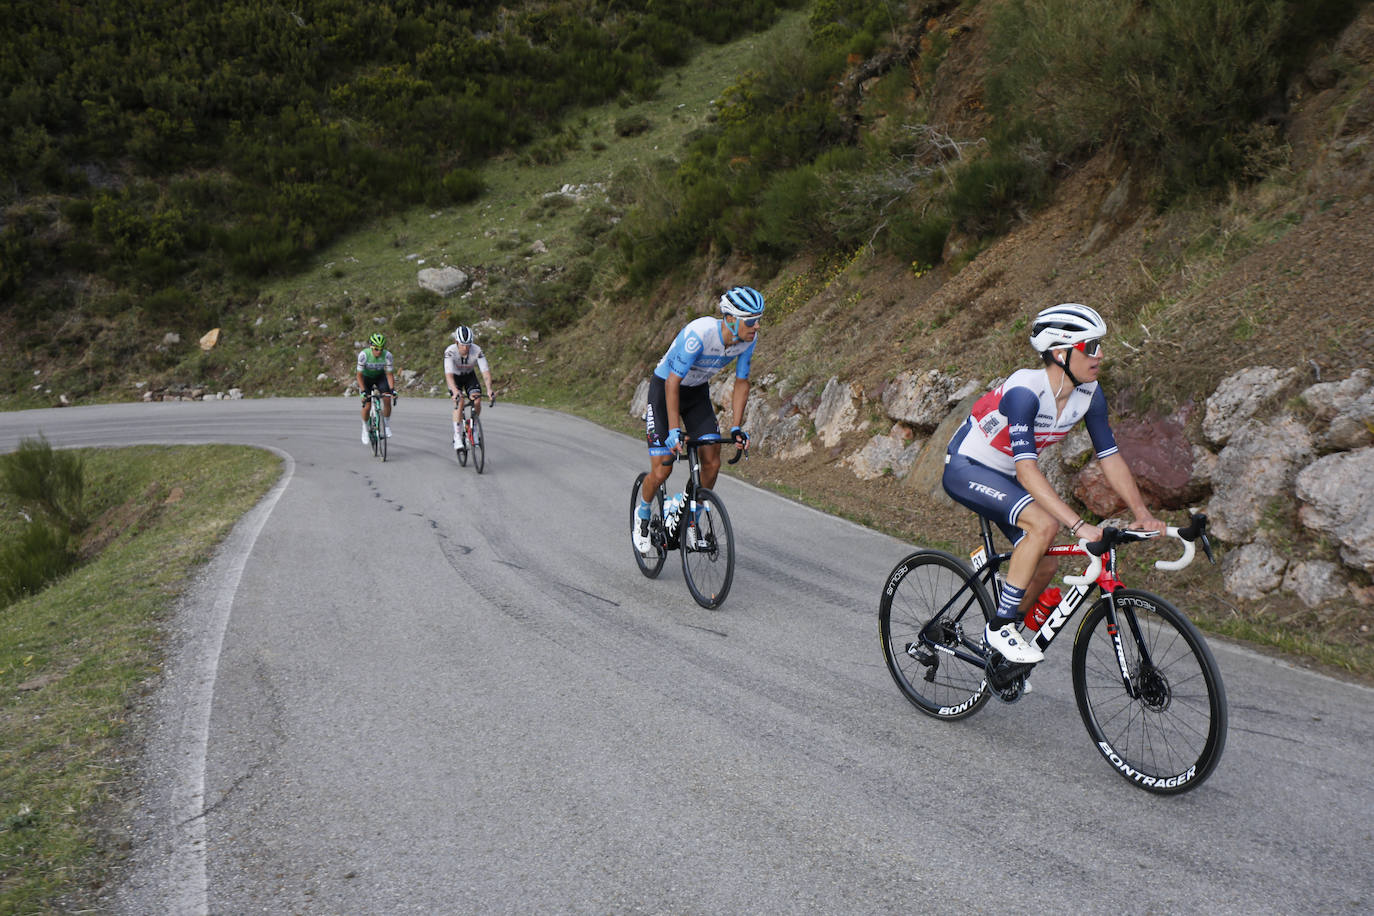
[984,620,1044,664]
[383,424,392,439]
[360,425,369,444]
[632,518,653,555]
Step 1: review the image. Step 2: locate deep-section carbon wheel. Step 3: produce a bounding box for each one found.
[1071,589,1227,795]
[878,550,993,720]
[680,488,733,609]
[631,473,666,579]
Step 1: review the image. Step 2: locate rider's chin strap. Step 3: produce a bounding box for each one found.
[1052,348,1082,389]
[723,316,740,341]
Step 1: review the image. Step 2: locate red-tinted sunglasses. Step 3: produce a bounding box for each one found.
[1073,338,1103,357]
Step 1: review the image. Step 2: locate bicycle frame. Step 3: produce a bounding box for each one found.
[923,515,1195,686]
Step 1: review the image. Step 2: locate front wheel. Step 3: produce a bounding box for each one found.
[680,488,734,609]
[1071,589,1227,795]
[878,550,993,719]
[471,415,485,474]
[631,473,666,579]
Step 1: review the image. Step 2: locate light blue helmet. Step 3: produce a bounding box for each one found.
[719,286,765,318]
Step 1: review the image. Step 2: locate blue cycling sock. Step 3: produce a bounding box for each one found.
[636,498,652,520]
[995,583,1027,622]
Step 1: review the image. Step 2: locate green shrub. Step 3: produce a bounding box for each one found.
[985,0,1350,198]
[441,168,485,203]
[614,114,652,137]
[0,520,77,606]
[884,208,951,267]
[945,148,1049,238]
[0,437,86,533]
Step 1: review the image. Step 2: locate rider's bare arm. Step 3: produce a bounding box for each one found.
[730,377,750,439]
[1098,453,1165,533]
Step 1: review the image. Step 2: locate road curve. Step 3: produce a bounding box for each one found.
[2,398,1370,915]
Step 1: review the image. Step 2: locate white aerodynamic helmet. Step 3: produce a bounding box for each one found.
[1029,303,1107,353]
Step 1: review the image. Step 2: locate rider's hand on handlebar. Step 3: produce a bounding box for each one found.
[1130,512,1167,536]
[664,427,682,453]
[1076,522,1104,543]
[730,426,749,449]
[488,395,496,407]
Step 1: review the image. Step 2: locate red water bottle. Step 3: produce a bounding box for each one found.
[1024,586,1061,631]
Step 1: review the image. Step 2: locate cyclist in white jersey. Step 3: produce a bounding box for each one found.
[444,325,494,449]
[633,286,764,555]
[942,303,1164,663]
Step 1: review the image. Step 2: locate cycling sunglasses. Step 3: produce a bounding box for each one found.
[740,315,762,327]
[1073,338,1103,357]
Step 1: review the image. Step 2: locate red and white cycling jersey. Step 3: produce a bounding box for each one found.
[951,367,1118,475]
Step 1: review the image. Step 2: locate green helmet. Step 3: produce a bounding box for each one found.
[368,333,386,349]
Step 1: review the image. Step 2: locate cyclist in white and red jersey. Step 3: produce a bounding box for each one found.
[444,325,494,450]
[942,303,1164,663]
[633,286,763,555]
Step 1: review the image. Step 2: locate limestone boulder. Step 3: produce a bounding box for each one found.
[1295,446,1374,572]
[1208,415,1314,543]
[1203,366,1301,446]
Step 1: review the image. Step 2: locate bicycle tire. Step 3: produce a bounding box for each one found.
[679,487,734,609]
[1071,589,1227,795]
[379,416,387,461]
[369,405,381,458]
[878,550,993,720]
[471,415,484,474]
[631,473,667,578]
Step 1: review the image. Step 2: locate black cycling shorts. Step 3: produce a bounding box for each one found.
[645,375,720,457]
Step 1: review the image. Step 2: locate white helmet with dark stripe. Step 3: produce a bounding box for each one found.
[719,285,765,318]
[1029,303,1107,352]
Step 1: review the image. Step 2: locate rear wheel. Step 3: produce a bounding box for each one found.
[631,473,667,578]
[1071,589,1227,795]
[878,550,993,719]
[471,415,485,474]
[680,488,734,609]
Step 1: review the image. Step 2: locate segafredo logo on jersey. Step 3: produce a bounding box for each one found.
[684,334,703,354]
[1009,423,1029,435]
[1098,741,1197,789]
[967,481,1007,501]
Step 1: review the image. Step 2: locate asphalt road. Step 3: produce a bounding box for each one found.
[2,398,1371,915]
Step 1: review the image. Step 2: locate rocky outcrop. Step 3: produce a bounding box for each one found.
[623,363,1373,612]
[1295,446,1374,572]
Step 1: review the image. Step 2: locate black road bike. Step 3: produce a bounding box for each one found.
[878,513,1227,795]
[453,394,485,474]
[630,436,743,609]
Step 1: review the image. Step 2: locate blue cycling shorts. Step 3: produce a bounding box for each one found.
[942,449,1034,547]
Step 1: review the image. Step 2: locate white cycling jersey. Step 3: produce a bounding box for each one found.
[444,342,489,376]
[951,367,1118,475]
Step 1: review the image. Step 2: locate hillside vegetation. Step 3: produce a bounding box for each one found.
[4,0,1374,678]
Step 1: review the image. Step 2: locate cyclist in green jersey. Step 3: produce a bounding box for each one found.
[357,333,397,443]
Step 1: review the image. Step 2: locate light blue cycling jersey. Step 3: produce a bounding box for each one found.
[653,316,755,387]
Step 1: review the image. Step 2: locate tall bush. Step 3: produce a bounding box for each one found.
[1,436,86,533]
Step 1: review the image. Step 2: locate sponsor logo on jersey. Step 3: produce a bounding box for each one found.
[684,334,703,354]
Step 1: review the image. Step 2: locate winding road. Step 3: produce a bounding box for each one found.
[2,398,1370,914]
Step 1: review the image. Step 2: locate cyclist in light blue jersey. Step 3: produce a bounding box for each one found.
[633,286,764,555]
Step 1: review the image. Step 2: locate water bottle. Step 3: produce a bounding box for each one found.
[663,493,685,534]
[1024,586,1062,631]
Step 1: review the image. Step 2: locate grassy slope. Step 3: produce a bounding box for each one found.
[0,446,281,912]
